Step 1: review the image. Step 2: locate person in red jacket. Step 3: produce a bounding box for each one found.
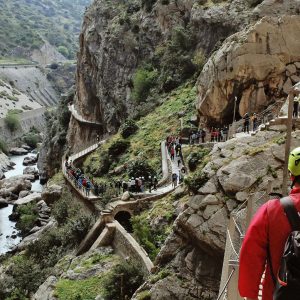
[239,147,300,300]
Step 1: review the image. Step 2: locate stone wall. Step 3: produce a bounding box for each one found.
[112,221,153,276]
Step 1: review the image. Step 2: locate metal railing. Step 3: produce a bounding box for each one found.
[228,100,284,138]
[218,181,273,300]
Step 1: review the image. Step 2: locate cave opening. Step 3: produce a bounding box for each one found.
[114,211,133,233]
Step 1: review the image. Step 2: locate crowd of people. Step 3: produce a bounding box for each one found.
[65,158,94,196]
[166,135,187,186]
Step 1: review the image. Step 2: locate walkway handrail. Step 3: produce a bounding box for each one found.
[217,268,235,300]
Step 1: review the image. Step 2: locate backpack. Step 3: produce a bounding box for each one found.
[270,197,300,299]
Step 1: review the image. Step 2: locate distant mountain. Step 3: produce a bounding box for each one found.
[0,0,91,61]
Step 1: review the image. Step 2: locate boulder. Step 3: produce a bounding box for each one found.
[32,276,57,300]
[198,180,218,194]
[0,175,32,197]
[21,144,32,151]
[23,156,38,166]
[19,190,31,198]
[9,147,28,155]
[121,191,131,201]
[0,198,9,208]
[15,192,42,205]
[41,184,63,206]
[23,166,39,179]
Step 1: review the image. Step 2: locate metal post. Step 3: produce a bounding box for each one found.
[282,94,294,196]
[219,216,236,297]
[233,96,238,123]
[246,194,253,229]
[227,265,243,300]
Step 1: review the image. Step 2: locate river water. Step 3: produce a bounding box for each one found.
[0,153,43,255]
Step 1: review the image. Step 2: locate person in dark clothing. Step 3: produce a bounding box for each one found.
[222,126,228,141]
[243,112,250,134]
[122,181,128,193]
[293,96,299,118]
[172,173,178,189]
[201,129,206,143]
[153,177,158,190]
[148,176,153,193]
[177,158,181,168]
[252,113,258,131]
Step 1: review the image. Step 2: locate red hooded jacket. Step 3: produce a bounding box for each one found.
[239,187,300,300]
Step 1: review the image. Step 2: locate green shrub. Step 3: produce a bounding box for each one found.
[120,119,139,138]
[187,148,210,172]
[192,49,206,73]
[16,203,39,236]
[132,68,157,103]
[127,160,155,179]
[108,139,130,156]
[102,261,144,300]
[6,256,46,295]
[184,171,208,194]
[137,290,151,300]
[132,215,159,260]
[52,198,69,225]
[0,139,8,154]
[4,111,20,132]
[141,0,156,12]
[23,133,39,148]
[63,215,94,247]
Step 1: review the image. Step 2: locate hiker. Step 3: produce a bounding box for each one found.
[153,177,158,190]
[96,134,100,145]
[179,170,184,183]
[170,146,175,161]
[238,147,300,300]
[293,95,300,118]
[243,112,250,134]
[86,181,91,196]
[177,158,181,168]
[222,126,228,141]
[122,180,128,193]
[200,128,206,143]
[252,113,258,131]
[148,176,153,193]
[172,173,178,189]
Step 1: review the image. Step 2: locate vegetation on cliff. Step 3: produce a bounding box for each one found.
[0,0,90,60]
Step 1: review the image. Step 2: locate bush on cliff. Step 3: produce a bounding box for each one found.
[0,139,8,154]
[108,139,130,156]
[132,67,157,103]
[141,0,157,12]
[102,260,144,300]
[127,160,155,179]
[187,148,210,172]
[120,119,139,138]
[4,111,20,132]
[184,170,208,194]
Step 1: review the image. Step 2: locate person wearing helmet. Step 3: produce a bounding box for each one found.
[239,147,300,300]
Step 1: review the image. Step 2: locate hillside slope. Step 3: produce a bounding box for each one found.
[0,0,90,61]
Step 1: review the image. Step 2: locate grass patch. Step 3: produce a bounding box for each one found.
[82,82,197,184]
[54,276,106,300]
[131,193,180,260]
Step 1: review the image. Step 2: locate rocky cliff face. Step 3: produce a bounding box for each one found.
[134,128,300,300]
[68,0,264,150]
[197,14,300,125]
[68,0,300,151]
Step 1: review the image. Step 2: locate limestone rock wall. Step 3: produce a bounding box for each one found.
[197,15,300,125]
[68,0,261,150]
[134,129,300,300]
